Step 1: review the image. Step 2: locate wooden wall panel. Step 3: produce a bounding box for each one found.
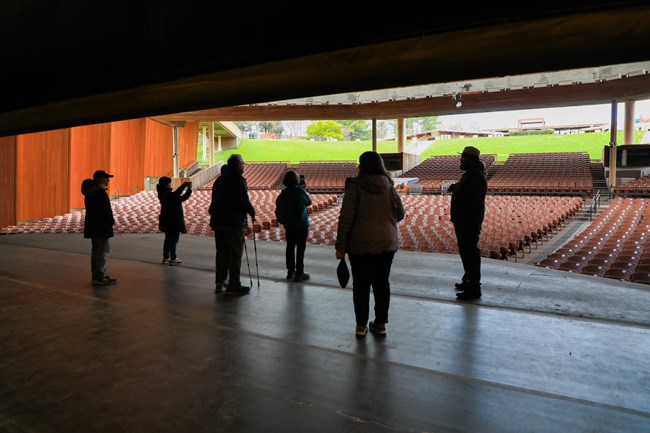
[110,119,146,196]
[144,118,173,176]
[179,121,198,169]
[0,136,17,228]
[17,129,70,221]
[69,124,111,209]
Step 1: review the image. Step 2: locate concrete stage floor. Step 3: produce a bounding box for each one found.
[1,233,649,433]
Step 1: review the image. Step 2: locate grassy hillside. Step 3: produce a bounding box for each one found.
[201,131,644,164]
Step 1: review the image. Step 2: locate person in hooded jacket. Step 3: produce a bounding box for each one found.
[275,170,312,281]
[336,151,405,339]
[448,145,488,300]
[81,170,118,285]
[156,176,192,265]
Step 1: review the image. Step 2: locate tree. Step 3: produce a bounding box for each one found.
[338,120,371,140]
[306,120,344,141]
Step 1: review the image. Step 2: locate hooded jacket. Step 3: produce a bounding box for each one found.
[336,174,405,255]
[450,159,487,230]
[81,178,115,239]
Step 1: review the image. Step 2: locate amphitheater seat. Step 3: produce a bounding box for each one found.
[580,265,607,277]
[604,268,631,281]
[629,272,650,285]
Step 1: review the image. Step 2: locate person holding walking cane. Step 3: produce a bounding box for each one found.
[208,154,256,295]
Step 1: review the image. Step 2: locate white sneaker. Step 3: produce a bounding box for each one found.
[169,258,183,265]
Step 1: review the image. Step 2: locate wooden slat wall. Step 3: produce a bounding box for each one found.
[17,129,70,221]
[179,121,198,169]
[144,118,173,176]
[69,124,111,209]
[110,119,146,196]
[0,136,17,228]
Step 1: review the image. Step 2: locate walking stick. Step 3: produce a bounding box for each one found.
[243,232,253,288]
[253,220,260,287]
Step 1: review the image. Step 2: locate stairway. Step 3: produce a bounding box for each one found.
[590,162,608,191]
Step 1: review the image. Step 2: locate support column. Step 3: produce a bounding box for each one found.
[217,135,222,152]
[201,125,208,162]
[209,122,215,166]
[608,101,618,192]
[397,118,406,153]
[172,126,180,178]
[371,118,377,152]
[624,100,635,144]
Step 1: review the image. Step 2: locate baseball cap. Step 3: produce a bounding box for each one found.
[93,170,114,179]
[460,146,480,158]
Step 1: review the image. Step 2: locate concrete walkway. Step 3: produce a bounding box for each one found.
[1,233,649,433]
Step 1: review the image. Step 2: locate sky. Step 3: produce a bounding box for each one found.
[437,99,650,131]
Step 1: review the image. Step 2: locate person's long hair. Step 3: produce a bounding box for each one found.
[358,151,392,180]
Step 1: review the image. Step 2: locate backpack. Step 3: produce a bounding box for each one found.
[275,189,294,225]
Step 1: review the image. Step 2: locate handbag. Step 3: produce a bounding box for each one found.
[337,257,350,288]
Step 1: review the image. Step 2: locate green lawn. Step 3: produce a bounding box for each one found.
[199,131,644,164]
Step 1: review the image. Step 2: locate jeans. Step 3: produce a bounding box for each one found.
[214,227,245,287]
[90,238,110,280]
[285,227,308,273]
[349,252,395,326]
[163,230,181,260]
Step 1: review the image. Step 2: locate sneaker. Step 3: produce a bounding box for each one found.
[369,320,387,337]
[454,281,466,291]
[162,258,170,264]
[169,258,183,265]
[294,272,310,282]
[286,271,295,280]
[355,325,368,339]
[224,284,250,295]
[456,287,482,300]
[93,275,118,285]
[214,282,226,293]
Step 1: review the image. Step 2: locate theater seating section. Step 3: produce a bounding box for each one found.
[535,197,650,284]
[3,156,650,286]
[402,154,496,193]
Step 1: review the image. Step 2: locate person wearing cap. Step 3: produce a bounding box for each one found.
[81,170,118,285]
[448,146,487,300]
[156,176,192,265]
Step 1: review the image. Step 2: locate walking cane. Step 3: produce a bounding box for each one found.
[252,219,260,287]
[243,232,253,288]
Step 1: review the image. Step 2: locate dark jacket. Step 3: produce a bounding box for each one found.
[335,174,405,255]
[450,160,488,230]
[158,183,192,233]
[209,171,255,229]
[275,185,312,230]
[81,179,115,239]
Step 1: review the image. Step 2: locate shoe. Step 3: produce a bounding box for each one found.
[294,272,310,282]
[456,287,482,300]
[214,282,226,293]
[369,320,387,337]
[454,281,467,291]
[286,271,295,280]
[93,275,118,285]
[355,325,368,339]
[224,284,250,295]
[169,258,183,265]
[162,258,170,264]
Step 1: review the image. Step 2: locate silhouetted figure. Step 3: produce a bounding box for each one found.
[336,151,405,338]
[208,154,256,295]
[448,146,488,300]
[275,170,312,281]
[156,176,192,265]
[81,170,118,285]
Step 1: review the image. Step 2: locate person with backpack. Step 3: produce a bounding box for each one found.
[275,170,312,281]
